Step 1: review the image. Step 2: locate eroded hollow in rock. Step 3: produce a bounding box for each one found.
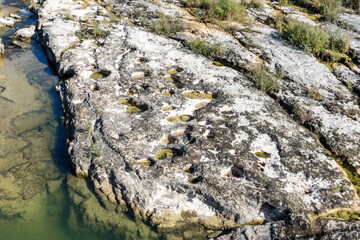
[90,70,111,80]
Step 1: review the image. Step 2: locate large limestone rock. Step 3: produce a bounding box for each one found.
[32,0,360,238]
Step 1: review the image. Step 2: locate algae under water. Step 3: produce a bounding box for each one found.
[0,1,160,239]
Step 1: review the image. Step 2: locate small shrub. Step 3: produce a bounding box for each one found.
[248,65,278,93]
[93,23,107,38]
[185,38,228,59]
[86,122,92,135]
[89,140,95,159]
[329,33,350,53]
[64,9,74,20]
[284,20,329,54]
[77,24,108,39]
[278,0,289,5]
[342,0,360,12]
[319,0,342,22]
[149,15,184,36]
[184,0,261,22]
[308,85,322,101]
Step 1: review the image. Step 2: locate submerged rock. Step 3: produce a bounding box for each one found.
[13,25,36,39]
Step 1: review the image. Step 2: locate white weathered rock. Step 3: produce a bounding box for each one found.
[235,23,360,173]
[0,38,4,55]
[0,16,17,27]
[13,25,36,39]
[31,0,360,238]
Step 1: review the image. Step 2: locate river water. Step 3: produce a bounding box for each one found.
[0,1,160,239]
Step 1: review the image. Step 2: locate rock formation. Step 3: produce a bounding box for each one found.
[30,0,360,238]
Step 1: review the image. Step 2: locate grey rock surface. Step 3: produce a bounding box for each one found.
[0,38,4,55]
[31,0,360,238]
[13,25,36,39]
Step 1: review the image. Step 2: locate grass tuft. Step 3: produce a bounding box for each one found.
[149,14,184,36]
[248,65,278,93]
[284,20,329,54]
[185,38,229,59]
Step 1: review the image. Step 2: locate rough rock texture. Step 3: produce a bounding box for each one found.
[13,25,36,39]
[32,0,360,238]
[0,39,4,55]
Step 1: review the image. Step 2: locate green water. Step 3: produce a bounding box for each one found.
[0,1,160,239]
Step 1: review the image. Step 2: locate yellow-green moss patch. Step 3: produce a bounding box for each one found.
[255,151,271,159]
[139,159,153,167]
[160,136,176,146]
[162,90,175,95]
[154,148,181,160]
[167,68,183,74]
[184,166,195,174]
[243,219,266,226]
[90,70,110,80]
[194,101,210,109]
[212,61,224,66]
[165,74,180,83]
[119,98,147,114]
[182,90,216,100]
[171,130,185,137]
[166,114,193,123]
[161,106,175,111]
[325,210,360,221]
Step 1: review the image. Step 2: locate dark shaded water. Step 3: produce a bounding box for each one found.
[0,1,160,239]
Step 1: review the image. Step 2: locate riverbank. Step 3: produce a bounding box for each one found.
[30,0,360,238]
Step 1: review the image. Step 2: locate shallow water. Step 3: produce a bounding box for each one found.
[0,2,161,240]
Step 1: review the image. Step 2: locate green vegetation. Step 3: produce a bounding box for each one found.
[308,85,322,101]
[183,0,263,22]
[185,38,229,60]
[325,210,360,220]
[284,20,330,54]
[276,0,359,21]
[89,140,95,159]
[149,14,184,36]
[77,24,108,39]
[319,0,343,22]
[86,122,92,135]
[93,23,107,38]
[342,0,360,12]
[283,20,352,65]
[247,65,278,93]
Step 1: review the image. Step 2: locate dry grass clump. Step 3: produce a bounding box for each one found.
[184,0,263,22]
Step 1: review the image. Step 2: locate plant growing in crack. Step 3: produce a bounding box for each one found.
[308,85,322,101]
[86,121,92,136]
[88,140,102,160]
[247,65,278,93]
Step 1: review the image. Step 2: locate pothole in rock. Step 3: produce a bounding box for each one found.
[166,114,193,123]
[131,71,149,79]
[188,176,203,184]
[167,67,183,74]
[226,165,244,178]
[255,151,271,159]
[154,148,182,160]
[182,90,216,100]
[118,99,148,114]
[90,70,110,80]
